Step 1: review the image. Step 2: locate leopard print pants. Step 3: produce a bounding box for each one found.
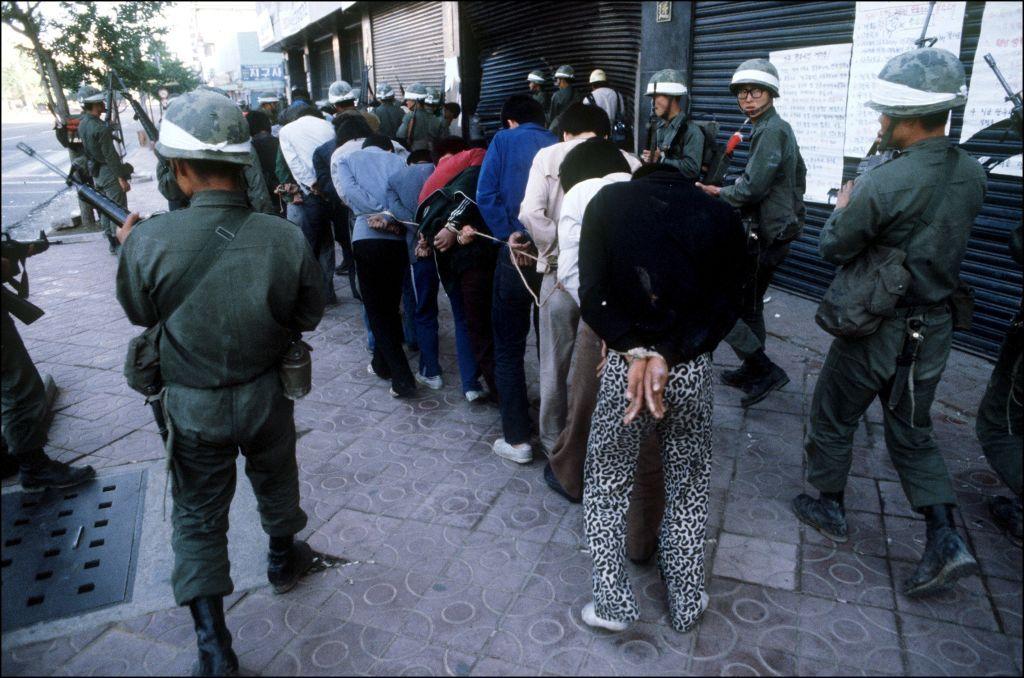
[583,351,713,632]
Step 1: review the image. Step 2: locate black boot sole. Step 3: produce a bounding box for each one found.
[720,374,751,390]
[791,497,849,543]
[740,373,790,408]
[903,554,980,598]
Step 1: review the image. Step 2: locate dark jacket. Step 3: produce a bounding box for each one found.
[417,166,496,280]
[253,131,282,199]
[312,138,339,203]
[579,171,748,367]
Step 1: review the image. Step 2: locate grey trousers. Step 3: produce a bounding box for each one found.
[538,272,580,453]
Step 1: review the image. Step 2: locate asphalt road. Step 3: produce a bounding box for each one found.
[1,115,142,231]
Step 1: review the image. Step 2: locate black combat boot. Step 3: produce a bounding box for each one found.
[267,536,316,594]
[792,492,848,542]
[20,454,95,493]
[988,496,1023,545]
[903,504,979,597]
[721,360,756,390]
[188,595,239,677]
[106,234,119,256]
[740,351,789,408]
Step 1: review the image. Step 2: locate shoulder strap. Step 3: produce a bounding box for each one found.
[901,146,959,249]
[585,93,596,107]
[162,212,251,325]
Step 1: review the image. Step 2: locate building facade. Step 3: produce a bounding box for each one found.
[257,1,1022,358]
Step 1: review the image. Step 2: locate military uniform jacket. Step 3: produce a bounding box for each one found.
[547,87,577,131]
[115,190,325,389]
[156,150,274,214]
[654,113,705,181]
[532,90,551,120]
[396,108,447,151]
[820,137,986,307]
[78,112,131,184]
[719,107,807,244]
[374,102,405,139]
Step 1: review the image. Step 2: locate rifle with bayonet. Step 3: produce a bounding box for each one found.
[983,53,1023,139]
[1,230,62,325]
[111,68,160,142]
[17,142,130,226]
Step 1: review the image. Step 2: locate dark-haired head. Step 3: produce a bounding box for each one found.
[362,134,394,152]
[246,109,271,136]
[559,138,631,193]
[431,136,469,163]
[296,103,323,121]
[560,102,610,139]
[408,149,433,164]
[444,102,462,117]
[631,163,681,180]
[499,94,546,128]
[334,115,374,147]
[290,87,310,102]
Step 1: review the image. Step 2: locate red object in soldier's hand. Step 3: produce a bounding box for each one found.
[725,130,743,155]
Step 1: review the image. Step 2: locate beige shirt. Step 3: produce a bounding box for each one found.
[518,137,640,274]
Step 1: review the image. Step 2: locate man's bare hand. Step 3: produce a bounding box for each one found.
[458,225,476,245]
[596,341,608,377]
[623,357,648,425]
[836,180,855,209]
[643,354,669,420]
[367,215,389,231]
[695,182,721,198]
[508,231,535,267]
[119,177,131,194]
[434,228,457,253]
[116,211,141,244]
[414,233,431,258]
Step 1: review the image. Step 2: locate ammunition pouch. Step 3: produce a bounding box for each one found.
[815,244,910,338]
[124,323,163,396]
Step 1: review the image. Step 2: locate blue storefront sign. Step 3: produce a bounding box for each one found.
[241,64,284,81]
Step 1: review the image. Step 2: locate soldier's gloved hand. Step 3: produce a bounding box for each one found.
[119,177,131,194]
[116,212,142,245]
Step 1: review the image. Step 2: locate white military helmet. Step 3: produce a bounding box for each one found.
[553,65,575,80]
[424,86,442,106]
[865,47,967,118]
[589,69,608,84]
[78,85,106,104]
[404,82,428,101]
[328,80,357,104]
[730,59,780,98]
[526,70,546,84]
[377,83,396,100]
[645,69,687,97]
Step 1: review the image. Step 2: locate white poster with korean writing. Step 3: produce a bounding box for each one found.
[770,43,853,204]
[844,1,966,158]
[960,2,1022,177]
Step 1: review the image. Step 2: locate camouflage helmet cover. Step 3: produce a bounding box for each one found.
[424,86,442,105]
[197,84,231,98]
[526,70,546,84]
[377,83,396,100]
[553,65,575,80]
[78,85,106,104]
[645,69,687,97]
[328,80,356,103]
[865,47,967,118]
[404,82,428,101]
[156,89,252,165]
[730,58,780,97]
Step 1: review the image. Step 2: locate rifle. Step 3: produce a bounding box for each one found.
[17,142,130,226]
[1,230,63,325]
[706,123,747,186]
[111,68,160,142]
[104,70,126,158]
[984,53,1023,139]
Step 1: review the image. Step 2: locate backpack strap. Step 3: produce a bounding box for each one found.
[899,146,959,251]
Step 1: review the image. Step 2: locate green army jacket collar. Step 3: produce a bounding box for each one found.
[659,110,686,134]
[751,106,778,129]
[186,190,250,209]
[897,136,950,157]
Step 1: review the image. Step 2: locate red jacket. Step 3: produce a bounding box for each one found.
[418,148,486,204]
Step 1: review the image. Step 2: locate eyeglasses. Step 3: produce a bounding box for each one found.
[735,87,766,101]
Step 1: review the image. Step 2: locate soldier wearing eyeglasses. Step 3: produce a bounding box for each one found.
[697,58,806,409]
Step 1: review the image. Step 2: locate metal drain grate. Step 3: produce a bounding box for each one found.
[1,469,145,631]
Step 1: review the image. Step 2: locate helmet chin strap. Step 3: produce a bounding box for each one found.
[737,96,773,120]
[876,118,898,152]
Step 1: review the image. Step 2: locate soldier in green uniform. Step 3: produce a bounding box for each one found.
[77,85,131,254]
[156,87,274,214]
[976,223,1023,542]
[2,244,95,490]
[527,70,550,122]
[374,83,404,140]
[548,65,578,134]
[640,69,705,180]
[697,59,807,407]
[397,82,447,152]
[792,48,987,597]
[115,90,326,675]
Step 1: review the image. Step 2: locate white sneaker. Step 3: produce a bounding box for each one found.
[492,438,532,464]
[367,363,381,378]
[465,388,489,403]
[581,602,629,632]
[415,373,444,390]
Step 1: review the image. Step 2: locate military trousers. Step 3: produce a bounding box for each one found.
[725,237,791,361]
[806,308,957,510]
[1,309,49,464]
[165,370,307,606]
[95,167,127,240]
[975,326,1023,496]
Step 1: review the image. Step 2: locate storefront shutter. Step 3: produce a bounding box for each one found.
[691,1,1021,358]
[371,2,446,97]
[462,1,642,138]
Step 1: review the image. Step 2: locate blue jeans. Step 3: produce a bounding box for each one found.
[409,258,440,378]
[444,274,484,394]
[491,251,540,445]
[401,267,418,348]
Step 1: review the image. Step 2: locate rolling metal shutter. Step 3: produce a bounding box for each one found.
[371,2,446,96]
[463,1,642,138]
[691,1,1021,358]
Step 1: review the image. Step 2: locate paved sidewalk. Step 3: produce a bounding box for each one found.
[1,198,1020,675]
